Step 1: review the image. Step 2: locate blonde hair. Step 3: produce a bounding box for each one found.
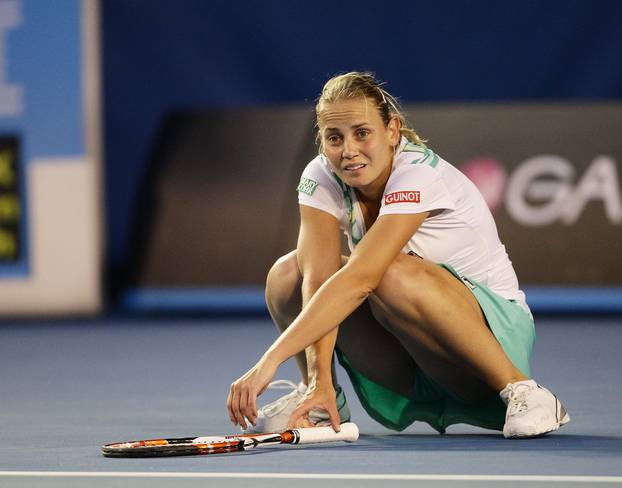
[315,72,426,149]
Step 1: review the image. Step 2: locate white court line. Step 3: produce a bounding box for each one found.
[0,472,621,483]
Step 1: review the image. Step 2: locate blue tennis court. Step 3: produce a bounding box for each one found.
[1,316,621,487]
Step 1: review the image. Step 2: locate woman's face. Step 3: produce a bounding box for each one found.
[318,97,400,194]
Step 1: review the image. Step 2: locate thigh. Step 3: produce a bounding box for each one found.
[369,257,502,404]
[337,300,417,399]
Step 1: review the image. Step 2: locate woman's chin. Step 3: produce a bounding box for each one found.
[342,171,369,187]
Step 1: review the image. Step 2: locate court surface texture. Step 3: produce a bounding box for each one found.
[1,316,621,488]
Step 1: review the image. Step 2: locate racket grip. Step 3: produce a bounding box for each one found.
[294,422,359,444]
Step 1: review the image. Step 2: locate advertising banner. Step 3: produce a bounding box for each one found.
[409,103,622,285]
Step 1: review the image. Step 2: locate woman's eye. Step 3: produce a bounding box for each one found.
[357,130,369,138]
[327,135,341,144]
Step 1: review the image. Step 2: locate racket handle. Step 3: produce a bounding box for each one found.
[295,422,359,444]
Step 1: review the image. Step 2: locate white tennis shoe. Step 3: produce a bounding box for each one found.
[500,379,570,438]
[242,379,351,434]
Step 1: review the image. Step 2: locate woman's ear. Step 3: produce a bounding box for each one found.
[388,116,401,145]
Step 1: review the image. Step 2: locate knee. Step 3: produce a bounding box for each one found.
[265,250,301,306]
[373,254,437,315]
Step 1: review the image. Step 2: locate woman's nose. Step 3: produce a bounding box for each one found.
[342,137,358,159]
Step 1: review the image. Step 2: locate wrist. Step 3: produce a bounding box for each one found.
[307,373,334,389]
[260,350,281,370]
[306,359,333,383]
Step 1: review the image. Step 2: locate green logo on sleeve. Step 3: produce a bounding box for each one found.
[297,176,319,196]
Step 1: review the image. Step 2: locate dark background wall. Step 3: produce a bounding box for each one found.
[102,0,622,288]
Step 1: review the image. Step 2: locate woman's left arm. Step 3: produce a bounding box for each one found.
[227,211,428,428]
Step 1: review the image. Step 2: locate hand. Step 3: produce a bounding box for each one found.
[287,380,341,432]
[227,355,277,430]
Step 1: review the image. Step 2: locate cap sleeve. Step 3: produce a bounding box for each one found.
[297,157,344,221]
[379,164,455,216]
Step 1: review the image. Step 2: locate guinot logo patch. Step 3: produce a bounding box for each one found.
[384,191,421,205]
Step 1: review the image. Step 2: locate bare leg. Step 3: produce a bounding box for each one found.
[266,251,527,404]
[265,251,309,383]
[369,254,528,403]
[265,250,415,395]
[335,299,417,398]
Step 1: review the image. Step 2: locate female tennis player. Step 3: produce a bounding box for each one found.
[226,72,569,438]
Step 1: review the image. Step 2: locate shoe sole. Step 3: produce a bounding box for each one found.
[503,397,570,439]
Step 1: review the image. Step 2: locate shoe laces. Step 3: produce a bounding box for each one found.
[260,380,304,417]
[506,383,531,416]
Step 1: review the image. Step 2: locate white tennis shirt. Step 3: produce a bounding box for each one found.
[297,138,528,307]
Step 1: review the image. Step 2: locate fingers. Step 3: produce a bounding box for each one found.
[296,415,314,429]
[227,381,259,430]
[240,387,251,430]
[327,399,341,433]
[226,358,278,430]
[287,404,312,429]
[227,382,246,429]
[284,383,343,432]
[248,389,258,426]
[287,398,341,431]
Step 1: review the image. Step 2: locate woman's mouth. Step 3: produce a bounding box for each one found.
[344,163,366,172]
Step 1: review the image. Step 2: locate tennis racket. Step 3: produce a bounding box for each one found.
[102,422,359,457]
